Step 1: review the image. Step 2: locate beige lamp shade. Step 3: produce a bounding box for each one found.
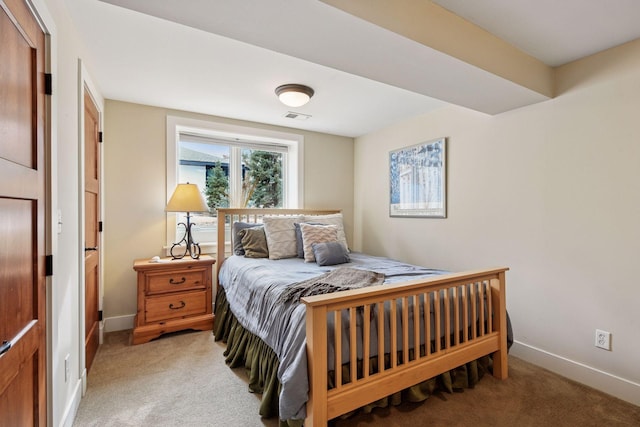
[166,183,209,213]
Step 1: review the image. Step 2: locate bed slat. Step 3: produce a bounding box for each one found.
[402,296,409,365]
[349,308,357,384]
[390,300,397,368]
[363,304,371,379]
[377,302,384,374]
[413,295,420,361]
[434,291,441,353]
[334,310,342,389]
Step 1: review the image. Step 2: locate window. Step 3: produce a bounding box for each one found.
[166,116,303,252]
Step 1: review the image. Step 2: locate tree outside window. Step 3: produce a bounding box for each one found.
[204,149,282,209]
[205,161,229,209]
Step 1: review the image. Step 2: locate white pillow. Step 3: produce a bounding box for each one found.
[300,223,338,263]
[262,215,304,260]
[303,213,348,251]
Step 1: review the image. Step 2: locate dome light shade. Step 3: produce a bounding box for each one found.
[275,84,314,107]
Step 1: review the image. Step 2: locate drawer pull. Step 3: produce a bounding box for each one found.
[169,301,186,310]
[169,277,186,285]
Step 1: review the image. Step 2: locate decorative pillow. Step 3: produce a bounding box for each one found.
[299,223,338,263]
[232,222,262,255]
[294,222,323,258]
[303,213,349,251]
[262,215,304,260]
[312,241,350,266]
[238,227,268,258]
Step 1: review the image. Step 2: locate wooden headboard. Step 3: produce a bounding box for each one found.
[215,208,341,279]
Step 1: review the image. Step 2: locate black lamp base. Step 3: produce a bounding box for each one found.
[170,213,201,259]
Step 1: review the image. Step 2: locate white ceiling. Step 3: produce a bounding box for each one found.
[433,0,640,67]
[64,0,640,138]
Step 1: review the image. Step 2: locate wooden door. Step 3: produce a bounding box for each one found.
[84,89,100,373]
[0,0,47,425]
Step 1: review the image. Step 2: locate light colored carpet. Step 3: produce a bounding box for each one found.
[73,330,278,427]
[73,330,640,427]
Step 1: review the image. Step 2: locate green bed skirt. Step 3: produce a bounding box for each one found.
[213,289,492,426]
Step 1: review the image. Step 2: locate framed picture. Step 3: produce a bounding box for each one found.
[389,137,447,218]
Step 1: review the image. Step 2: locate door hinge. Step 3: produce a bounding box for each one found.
[44,73,53,95]
[45,255,53,276]
[98,221,103,232]
[98,311,103,321]
[98,131,103,143]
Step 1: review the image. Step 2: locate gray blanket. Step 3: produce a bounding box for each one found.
[278,267,385,304]
[218,253,446,421]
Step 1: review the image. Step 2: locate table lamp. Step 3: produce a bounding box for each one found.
[166,182,210,259]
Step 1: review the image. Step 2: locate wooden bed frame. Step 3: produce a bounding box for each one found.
[215,208,509,426]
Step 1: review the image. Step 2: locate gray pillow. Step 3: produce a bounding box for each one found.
[238,227,269,258]
[232,222,262,255]
[312,241,350,266]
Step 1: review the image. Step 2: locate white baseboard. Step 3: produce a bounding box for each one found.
[104,314,135,332]
[81,368,87,396]
[510,341,640,407]
[58,379,82,427]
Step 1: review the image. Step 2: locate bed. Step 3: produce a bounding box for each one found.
[213,208,509,426]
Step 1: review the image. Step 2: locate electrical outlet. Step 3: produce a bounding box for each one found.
[595,329,611,351]
[64,354,70,382]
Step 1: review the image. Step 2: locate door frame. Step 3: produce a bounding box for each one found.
[22,0,55,422]
[77,59,104,394]
[26,0,105,422]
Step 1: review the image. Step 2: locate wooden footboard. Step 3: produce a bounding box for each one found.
[302,268,508,426]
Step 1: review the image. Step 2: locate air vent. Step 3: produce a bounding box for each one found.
[284,111,311,121]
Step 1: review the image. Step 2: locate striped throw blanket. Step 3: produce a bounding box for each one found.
[278,267,385,304]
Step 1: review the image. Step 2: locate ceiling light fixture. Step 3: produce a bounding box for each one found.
[275,84,314,107]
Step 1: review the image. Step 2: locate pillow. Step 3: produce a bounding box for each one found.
[262,215,303,260]
[312,241,350,266]
[303,213,349,251]
[238,227,269,258]
[232,222,262,255]
[299,223,338,263]
[294,222,323,258]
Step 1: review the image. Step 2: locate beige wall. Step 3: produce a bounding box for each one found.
[33,0,107,425]
[354,39,640,405]
[103,101,354,322]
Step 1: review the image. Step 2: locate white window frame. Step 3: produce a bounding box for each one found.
[166,116,304,254]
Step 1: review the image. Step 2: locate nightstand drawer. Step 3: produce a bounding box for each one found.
[146,268,206,294]
[145,291,207,323]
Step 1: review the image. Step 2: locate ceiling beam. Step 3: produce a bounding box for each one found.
[321,0,554,98]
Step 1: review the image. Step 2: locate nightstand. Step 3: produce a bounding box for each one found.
[132,255,215,344]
